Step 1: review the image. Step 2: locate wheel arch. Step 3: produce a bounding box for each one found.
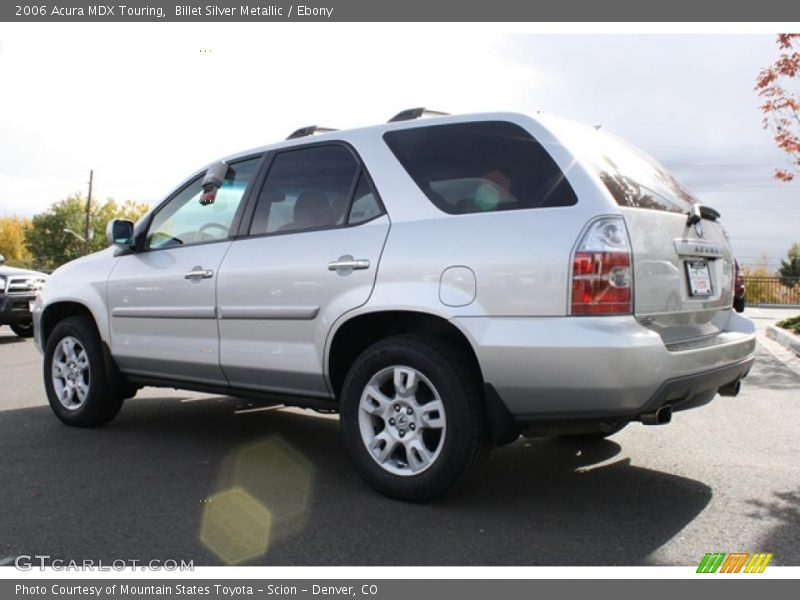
[327,309,484,399]
[40,301,103,349]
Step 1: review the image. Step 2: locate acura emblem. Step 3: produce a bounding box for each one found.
[694,221,704,238]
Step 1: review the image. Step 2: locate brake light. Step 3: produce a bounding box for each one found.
[571,217,632,315]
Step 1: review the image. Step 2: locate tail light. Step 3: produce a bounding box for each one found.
[571,216,632,315]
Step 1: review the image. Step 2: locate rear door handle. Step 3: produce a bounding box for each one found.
[328,257,370,271]
[184,267,214,280]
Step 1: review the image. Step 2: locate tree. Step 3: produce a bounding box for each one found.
[26,195,149,270]
[756,34,800,182]
[778,242,800,288]
[0,215,33,267]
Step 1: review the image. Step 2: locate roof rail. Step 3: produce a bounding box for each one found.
[388,107,450,123]
[286,125,338,140]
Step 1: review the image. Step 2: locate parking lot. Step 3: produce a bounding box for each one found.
[1,307,798,567]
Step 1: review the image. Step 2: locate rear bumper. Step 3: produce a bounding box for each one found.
[0,293,35,325]
[454,311,756,421]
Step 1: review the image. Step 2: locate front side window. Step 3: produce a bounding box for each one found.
[249,145,367,236]
[383,121,578,214]
[145,156,262,250]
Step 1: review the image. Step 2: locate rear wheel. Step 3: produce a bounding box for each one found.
[44,316,125,427]
[10,319,33,338]
[340,335,489,502]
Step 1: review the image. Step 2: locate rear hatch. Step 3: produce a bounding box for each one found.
[570,125,734,345]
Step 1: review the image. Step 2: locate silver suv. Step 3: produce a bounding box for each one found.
[34,110,756,501]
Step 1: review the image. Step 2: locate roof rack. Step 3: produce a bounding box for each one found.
[286,125,338,140]
[388,107,450,123]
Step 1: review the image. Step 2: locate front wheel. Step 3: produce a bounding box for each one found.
[10,319,34,338]
[340,335,489,502]
[43,316,125,427]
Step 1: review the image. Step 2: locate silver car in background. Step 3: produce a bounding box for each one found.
[34,109,756,501]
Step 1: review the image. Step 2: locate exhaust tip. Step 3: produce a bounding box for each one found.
[718,380,741,397]
[641,405,672,425]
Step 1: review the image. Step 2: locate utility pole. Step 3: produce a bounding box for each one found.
[83,169,93,255]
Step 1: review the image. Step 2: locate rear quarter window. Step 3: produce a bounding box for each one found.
[383,121,577,214]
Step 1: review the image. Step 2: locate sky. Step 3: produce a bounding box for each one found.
[0,24,798,268]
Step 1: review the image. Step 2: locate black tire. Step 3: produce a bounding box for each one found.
[43,316,125,427]
[340,335,490,502]
[561,421,628,441]
[10,319,34,338]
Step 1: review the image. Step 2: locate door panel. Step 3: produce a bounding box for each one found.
[108,243,232,384]
[106,155,263,383]
[217,217,390,397]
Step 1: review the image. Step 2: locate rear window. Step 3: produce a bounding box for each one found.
[567,125,699,213]
[383,121,577,214]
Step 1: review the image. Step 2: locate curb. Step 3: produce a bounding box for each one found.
[766,325,800,358]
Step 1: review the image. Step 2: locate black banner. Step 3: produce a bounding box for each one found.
[3,0,800,22]
[3,579,799,600]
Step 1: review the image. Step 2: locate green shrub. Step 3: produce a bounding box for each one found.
[776,315,800,334]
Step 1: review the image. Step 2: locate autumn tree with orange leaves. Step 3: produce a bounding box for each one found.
[756,33,800,182]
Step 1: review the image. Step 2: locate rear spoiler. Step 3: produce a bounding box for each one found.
[686,204,720,227]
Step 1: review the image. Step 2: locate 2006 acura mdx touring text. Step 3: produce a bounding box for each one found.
[34,109,756,501]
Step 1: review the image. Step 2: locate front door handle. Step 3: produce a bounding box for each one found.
[184,267,214,280]
[328,257,370,271]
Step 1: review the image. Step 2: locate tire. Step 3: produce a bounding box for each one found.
[10,319,34,338]
[561,421,628,441]
[340,335,490,502]
[43,316,125,427]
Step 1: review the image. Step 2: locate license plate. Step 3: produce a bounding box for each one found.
[686,261,713,296]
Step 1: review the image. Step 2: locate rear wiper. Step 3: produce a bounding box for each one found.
[686,204,720,227]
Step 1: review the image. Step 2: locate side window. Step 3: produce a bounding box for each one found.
[383,121,578,214]
[347,173,383,225]
[145,156,262,250]
[249,145,360,236]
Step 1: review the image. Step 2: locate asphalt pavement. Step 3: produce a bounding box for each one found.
[0,308,798,566]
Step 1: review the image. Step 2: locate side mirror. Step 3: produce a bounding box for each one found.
[0,254,5,265]
[106,219,135,248]
[200,161,229,206]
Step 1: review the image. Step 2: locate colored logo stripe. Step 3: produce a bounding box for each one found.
[697,553,726,573]
[744,553,773,573]
[720,553,749,573]
[697,552,773,573]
